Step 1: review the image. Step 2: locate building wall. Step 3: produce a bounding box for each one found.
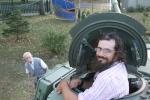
[122,0,150,9]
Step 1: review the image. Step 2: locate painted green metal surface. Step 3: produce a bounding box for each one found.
[34,62,76,100]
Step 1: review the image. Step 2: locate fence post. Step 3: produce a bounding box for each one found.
[111,0,121,13]
[39,0,45,15]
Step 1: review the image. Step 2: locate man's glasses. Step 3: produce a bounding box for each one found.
[95,47,115,54]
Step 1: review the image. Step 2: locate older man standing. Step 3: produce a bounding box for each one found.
[23,52,48,87]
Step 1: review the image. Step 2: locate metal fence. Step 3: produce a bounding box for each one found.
[0,1,39,15]
[0,0,51,17]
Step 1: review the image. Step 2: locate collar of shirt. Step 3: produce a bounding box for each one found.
[94,61,121,80]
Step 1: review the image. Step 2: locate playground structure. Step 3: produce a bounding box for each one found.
[51,0,76,21]
[51,0,110,21]
[0,0,110,21]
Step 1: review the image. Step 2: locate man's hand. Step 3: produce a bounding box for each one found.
[56,80,70,94]
[56,80,78,100]
[69,79,81,89]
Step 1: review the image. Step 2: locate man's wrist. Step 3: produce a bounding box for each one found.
[77,78,84,88]
[62,82,71,93]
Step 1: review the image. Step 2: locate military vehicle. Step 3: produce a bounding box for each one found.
[34,0,150,100]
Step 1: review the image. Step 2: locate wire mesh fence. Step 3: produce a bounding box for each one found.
[75,0,110,14]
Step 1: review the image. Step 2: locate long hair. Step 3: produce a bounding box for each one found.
[98,31,126,62]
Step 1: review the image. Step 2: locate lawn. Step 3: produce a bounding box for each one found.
[0,10,150,100]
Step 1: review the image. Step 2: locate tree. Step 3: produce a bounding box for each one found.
[2,9,30,41]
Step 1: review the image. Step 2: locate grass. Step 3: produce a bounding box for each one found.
[0,10,150,100]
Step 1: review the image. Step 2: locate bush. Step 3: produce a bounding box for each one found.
[2,9,29,41]
[127,6,150,13]
[136,5,145,12]
[126,7,135,12]
[146,7,150,11]
[42,30,70,56]
[81,9,91,19]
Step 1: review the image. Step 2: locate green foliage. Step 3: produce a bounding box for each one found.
[42,30,70,55]
[81,9,91,19]
[143,11,149,17]
[126,7,135,12]
[127,6,150,13]
[2,9,30,40]
[136,5,145,12]
[142,11,149,30]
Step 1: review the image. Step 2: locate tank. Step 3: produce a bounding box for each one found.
[34,12,150,100]
[34,0,150,99]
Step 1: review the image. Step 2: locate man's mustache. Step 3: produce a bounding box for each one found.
[96,56,107,60]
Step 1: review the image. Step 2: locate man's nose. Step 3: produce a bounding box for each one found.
[96,50,104,56]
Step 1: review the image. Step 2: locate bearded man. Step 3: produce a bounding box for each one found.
[56,32,129,100]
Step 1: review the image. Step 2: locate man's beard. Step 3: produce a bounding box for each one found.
[87,56,114,72]
[96,56,108,65]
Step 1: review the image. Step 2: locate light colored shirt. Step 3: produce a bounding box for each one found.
[25,58,48,74]
[78,62,129,100]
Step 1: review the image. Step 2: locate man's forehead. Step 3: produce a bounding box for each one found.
[98,39,115,49]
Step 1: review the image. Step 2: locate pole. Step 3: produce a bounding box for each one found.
[11,0,14,10]
[50,0,54,14]
[39,0,45,15]
[78,0,81,21]
[75,0,80,22]
[91,0,93,13]
[111,0,121,13]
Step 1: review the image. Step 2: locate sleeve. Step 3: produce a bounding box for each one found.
[25,68,29,74]
[40,59,48,69]
[25,64,29,74]
[78,73,114,100]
